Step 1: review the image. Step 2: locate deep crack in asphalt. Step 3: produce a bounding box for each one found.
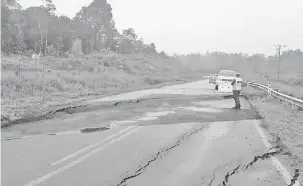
[80,127,109,133]
[288,169,300,186]
[207,173,217,186]
[113,97,159,107]
[221,165,241,186]
[244,148,283,170]
[114,124,205,186]
[215,148,283,186]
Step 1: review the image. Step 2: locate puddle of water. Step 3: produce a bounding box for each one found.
[110,111,175,127]
[136,111,176,121]
[176,107,221,113]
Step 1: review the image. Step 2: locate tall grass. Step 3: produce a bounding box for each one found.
[1,52,196,124]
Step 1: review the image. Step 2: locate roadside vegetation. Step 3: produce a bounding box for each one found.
[1,52,197,126]
[1,0,199,126]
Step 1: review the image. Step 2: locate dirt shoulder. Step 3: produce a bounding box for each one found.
[243,86,303,183]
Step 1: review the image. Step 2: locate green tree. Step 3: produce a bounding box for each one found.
[143,43,157,54]
[118,28,138,53]
[1,0,22,54]
[23,6,49,54]
[74,0,115,52]
[1,0,165,57]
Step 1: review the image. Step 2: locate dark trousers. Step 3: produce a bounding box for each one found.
[233,90,241,107]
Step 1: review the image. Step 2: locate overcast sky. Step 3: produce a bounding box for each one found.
[20,0,303,55]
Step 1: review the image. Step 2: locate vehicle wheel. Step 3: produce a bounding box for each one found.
[215,85,218,90]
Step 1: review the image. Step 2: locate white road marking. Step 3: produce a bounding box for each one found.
[51,126,137,166]
[3,131,81,141]
[253,120,300,186]
[24,126,142,186]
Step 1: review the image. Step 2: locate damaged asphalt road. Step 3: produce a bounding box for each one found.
[1,80,301,186]
[114,124,205,186]
[1,94,224,128]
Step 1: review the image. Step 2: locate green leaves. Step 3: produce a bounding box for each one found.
[1,0,159,56]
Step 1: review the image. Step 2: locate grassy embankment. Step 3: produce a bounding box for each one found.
[1,51,200,126]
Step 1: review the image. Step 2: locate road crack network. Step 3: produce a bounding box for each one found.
[221,165,241,186]
[288,169,300,186]
[244,148,283,171]
[207,173,217,186]
[114,125,205,186]
[214,147,300,186]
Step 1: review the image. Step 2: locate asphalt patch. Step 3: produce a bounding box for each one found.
[114,95,226,110]
[1,94,255,131]
[137,108,262,127]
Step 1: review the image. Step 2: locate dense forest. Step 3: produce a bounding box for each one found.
[1,0,165,57]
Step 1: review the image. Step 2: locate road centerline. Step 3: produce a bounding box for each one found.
[23,126,143,186]
[51,126,137,166]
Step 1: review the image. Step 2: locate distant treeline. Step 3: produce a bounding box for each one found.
[174,50,303,75]
[1,0,168,57]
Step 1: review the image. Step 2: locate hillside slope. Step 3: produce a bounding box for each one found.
[1,52,199,126]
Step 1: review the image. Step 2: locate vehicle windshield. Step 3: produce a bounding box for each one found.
[218,70,236,77]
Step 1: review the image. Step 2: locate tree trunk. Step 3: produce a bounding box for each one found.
[8,39,10,54]
[38,23,43,55]
[42,59,45,101]
[45,23,48,55]
[34,41,37,53]
[91,35,93,53]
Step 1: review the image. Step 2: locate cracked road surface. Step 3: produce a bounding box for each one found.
[1,80,300,186]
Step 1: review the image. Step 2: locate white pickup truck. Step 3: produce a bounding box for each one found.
[215,70,237,92]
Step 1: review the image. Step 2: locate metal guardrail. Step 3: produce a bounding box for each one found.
[247,82,303,109]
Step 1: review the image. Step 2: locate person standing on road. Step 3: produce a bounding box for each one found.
[231,73,243,109]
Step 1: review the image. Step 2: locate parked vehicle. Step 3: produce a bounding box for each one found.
[215,70,237,92]
[209,73,218,84]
